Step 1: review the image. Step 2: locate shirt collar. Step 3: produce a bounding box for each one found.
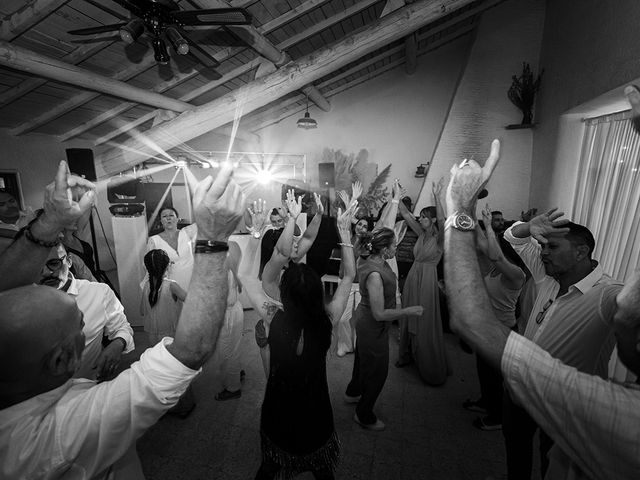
[570,261,604,295]
[65,274,79,296]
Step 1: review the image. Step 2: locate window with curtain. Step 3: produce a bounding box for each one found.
[573,110,640,381]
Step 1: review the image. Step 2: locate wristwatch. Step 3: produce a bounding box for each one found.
[445,211,476,231]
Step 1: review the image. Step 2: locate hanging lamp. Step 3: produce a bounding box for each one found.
[297,95,317,130]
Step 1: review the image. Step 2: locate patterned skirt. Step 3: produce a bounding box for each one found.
[260,429,340,479]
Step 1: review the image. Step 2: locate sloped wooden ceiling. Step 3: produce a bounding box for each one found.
[0,0,503,176]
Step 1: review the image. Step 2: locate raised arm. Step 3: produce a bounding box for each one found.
[245,198,267,238]
[291,192,324,261]
[444,140,510,371]
[262,190,301,300]
[432,179,446,245]
[481,206,525,290]
[166,165,245,369]
[0,161,95,292]
[398,198,422,236]
[326,204,357,324]
[375,180,402,231]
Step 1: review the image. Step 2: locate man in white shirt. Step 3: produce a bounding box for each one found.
[0,160,245,479]
[39,243,135,380]
[444,140,640,480]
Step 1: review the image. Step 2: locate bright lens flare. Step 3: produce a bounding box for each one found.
[256,169,273,185]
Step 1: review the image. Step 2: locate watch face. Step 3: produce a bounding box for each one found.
[455,213,474,230]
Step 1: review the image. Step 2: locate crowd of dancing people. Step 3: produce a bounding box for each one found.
[1,86,640,480]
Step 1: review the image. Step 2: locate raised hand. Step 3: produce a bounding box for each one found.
[432,178,444,199]
[285,189,302,219]
[528,208,570,244]
[39,160,96,233]
[193,164,245,242]
[338,190,350,209]
[351,180,363,201]
[247,198,267,236]
[313,192,325,216]
[392,179,402,200]
[446,139,500,214]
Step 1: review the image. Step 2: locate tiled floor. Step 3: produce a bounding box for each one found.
[129,310,514,479]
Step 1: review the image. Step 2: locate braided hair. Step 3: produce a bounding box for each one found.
[144,249,171,307]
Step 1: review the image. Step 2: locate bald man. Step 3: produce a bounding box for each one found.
[0,161,245,479]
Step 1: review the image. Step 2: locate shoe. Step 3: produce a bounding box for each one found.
[473,416,502,431]
[354,413,385,431]
[462,398,487,414]
[344,393,361,404]
[215,388,241,401]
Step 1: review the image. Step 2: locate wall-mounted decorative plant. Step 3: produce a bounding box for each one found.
[508,62,543,126]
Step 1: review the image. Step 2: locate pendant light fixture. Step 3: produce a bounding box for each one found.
[297,94,317,130]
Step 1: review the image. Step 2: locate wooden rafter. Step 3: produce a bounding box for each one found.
[59,0,335,141]
[96,0,478,177]
[0,0,69,41]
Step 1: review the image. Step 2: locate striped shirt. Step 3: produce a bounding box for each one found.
[504,223,622,378]
[502,332,640,480]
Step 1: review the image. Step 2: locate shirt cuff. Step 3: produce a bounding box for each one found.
[503,221,531,245]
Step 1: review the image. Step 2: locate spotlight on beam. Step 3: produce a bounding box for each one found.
[152,37,170,65]
[119,19,144,44]
[256,169,273,185]
[165,27,189,55]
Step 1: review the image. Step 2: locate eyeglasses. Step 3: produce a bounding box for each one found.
[535,299,553,324]
[45,255,67,271]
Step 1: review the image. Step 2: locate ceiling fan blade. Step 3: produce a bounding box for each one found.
[68,22,127,35]
[172,8,252,26]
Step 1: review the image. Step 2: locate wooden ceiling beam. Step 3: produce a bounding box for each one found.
[97,0,477,176]
[302,85,331,112]
[0,0,69,41]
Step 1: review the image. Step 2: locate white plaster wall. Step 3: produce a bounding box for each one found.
[210,35,475,205]
[532,0,640,211]
[417,0,545,219]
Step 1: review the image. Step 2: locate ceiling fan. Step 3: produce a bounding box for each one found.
[68,0,252,71]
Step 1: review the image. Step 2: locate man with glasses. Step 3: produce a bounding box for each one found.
[40,242,134,381]
[501,209,622,479]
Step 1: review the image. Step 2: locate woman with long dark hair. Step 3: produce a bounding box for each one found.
[140,249,186,345]
[249,191,357,480]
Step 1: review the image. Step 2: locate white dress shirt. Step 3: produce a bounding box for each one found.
[502,332,640,480]
[69,277,135,380]
[0,338,199,479]
[504,223,622,377]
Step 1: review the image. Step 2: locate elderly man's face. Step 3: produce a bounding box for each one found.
[612,273,640,376]
[40,245,71,289]
[0,192,19,224]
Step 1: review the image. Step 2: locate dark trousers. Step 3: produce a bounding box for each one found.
[476,354,504,422]
[502,390,554,480]
[345,330,390,424]
[255,458,334,480]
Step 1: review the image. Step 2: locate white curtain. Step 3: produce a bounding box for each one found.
[572,110,640,382]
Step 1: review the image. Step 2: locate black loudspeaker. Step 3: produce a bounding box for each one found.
[66,148,97,182]
[318,162,335,188]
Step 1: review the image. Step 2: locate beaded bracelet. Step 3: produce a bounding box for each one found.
[24,225,59,248]
[337,242,353,248]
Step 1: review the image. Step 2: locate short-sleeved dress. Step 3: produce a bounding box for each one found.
[260,310,339,478]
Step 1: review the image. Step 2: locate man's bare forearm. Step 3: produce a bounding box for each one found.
[445,228,510,371]
[167,252,228,369]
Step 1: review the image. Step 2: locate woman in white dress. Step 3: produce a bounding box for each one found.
[147,207,197,290]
